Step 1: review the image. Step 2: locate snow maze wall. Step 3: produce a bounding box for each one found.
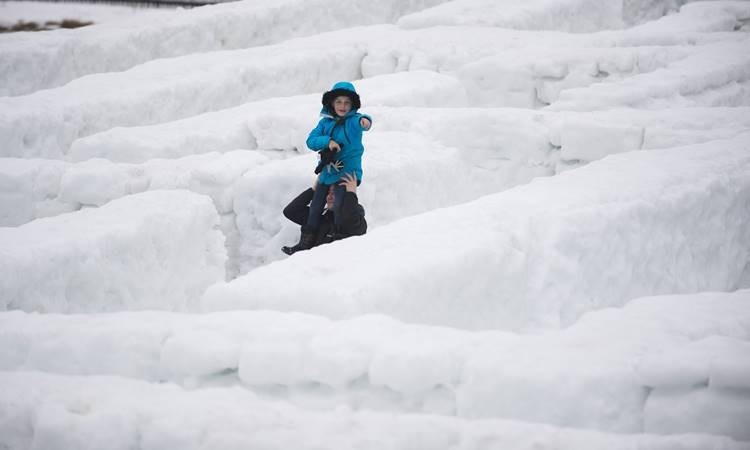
[1,0,750,448]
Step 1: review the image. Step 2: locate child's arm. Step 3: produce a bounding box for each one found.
[306,119,333,150]
[358,113,372,131]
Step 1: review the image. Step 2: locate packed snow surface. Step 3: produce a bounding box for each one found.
[0,190,226,312]
[1,0,750,448]
[2,290,749,439]
[0,0,452,97]
[204,133,750,330]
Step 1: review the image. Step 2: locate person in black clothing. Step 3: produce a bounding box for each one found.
[281,173,367,255]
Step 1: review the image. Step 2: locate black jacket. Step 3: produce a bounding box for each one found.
[283,188,367,247]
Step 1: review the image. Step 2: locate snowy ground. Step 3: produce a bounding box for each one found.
[1,0,749,448]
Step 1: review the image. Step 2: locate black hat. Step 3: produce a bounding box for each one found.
[322,81,361,111]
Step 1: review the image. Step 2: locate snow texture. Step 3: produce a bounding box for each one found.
[396,0,701,31]
[3,2,748,159]
[1,370,746,450]
[0,190,226,312]
[2,0,750,447]
[204,133,750,330]
[0,0,451,97]
[1,290,749,438]
[67,70,468,164]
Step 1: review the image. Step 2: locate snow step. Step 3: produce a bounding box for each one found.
[0,34,370,159]
[547,39,750,111]
[0,190,226,313]
[0,0,452,97]
[68,71,469,164]
[6,105,750,229]
[0,129,532,277]
[2,290,749,439]
[2,370,745,450]
[203,133,750,331]
[5,10,743,160]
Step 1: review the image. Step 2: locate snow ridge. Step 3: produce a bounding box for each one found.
[1,0,750,448]
[0,190,226,312]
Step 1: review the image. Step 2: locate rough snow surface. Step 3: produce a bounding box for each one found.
[2,0,750,447]
[549,38,750,111]
[0,151,286,227]
[4,1,749,159]
[0,190,226,312]
[0,33,370,158]
[0,0,451,97]
[204,133,750,330]
[1,290,749,440]
[2,371,746,450]
[398,0,626,31]
[68,70,469,164]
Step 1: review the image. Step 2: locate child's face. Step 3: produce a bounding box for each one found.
[332,96,352,117]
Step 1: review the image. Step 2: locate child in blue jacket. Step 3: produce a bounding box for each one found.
[285,81,372,253]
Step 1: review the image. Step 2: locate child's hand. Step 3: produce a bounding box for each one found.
[328,140,341,152]
[338,173,358,193]
[360,117,371,130]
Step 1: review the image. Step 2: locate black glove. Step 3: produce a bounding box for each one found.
[314,149,336,174]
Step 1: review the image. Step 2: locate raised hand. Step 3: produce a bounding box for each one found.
[338,173,358,192]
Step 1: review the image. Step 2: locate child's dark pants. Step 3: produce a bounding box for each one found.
[306,183,346,230]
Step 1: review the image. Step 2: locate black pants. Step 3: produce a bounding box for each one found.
[306,183,346,229]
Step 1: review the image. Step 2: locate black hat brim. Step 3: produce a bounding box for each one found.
[322,88,361,110]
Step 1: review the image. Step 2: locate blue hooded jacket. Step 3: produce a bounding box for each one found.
[306,81,372,186]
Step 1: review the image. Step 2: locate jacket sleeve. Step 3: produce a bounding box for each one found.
[358,113,373,131]
[338,191,367,236]
[306,119,331,151]
[283,188,314,226]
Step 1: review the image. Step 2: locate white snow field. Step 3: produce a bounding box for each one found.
[1,0,750,448]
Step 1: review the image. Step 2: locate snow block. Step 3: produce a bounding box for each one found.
[1,371,745,450]
[549,40,750,111]
[397,0,630,31]
[203,133,750,331]
[0,151,277,228]
[548,107,750,158]
[2,290,749,436]
[0,36,368,159]
[635,336,750,389]
[15,106,750,229]
[0,190,226,313]
[230,130,536,273]
[69,71,468,164]
[159,330,241,380]
[0,158,75,227]
[457,45,691,108]
[559,119,644,161]
[0,290,750,436]
[645,387,750,441]
[0,0,451,97]
[398,0,750,32]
